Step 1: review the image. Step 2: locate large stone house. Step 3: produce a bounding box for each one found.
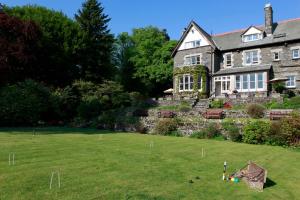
[172,4,300,99]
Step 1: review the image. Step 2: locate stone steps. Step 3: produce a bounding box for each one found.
[193,99,211,112]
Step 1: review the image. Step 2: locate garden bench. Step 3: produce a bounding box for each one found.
[203,109,224,119]
[269,109,293,120]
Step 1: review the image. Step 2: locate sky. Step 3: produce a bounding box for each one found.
[2,0,300,39]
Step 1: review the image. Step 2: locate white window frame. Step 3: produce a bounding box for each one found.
[235,72,265,92]
[243,49,261,66]
[214,76,231,94]
[224,53,233,68]
[243,33,262,42]
[292,49,300,59]
[184,54,202,66]
[286,76,296,88]
[184,40,201,49]
[179,74,194,92]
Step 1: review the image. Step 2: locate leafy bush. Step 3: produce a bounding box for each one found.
[266,121,288,146]
[222,120,242,142]
[73,80,131,121]
[190,123,222,139]
[243,120,270,144]
[0,80,52,126]
[154,119,178,135]
[210,99,224,108]
[283,96,300,109]
[273,82,285,94]
[246,104,265,118]
[286,90,296,98]
[280,112,300,146]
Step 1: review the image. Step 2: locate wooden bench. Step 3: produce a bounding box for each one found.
[269,109,293,120]
[203,109,224,119]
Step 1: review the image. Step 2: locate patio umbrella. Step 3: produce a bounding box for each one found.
[163,88,173,94]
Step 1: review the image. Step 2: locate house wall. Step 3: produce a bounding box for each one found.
[174,45,214,72]
[219,42,300,90]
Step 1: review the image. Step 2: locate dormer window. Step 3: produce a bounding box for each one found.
[184,40,201,49]
[243,33,262,42]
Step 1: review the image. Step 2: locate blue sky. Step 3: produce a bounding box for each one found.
[2,0,300,39]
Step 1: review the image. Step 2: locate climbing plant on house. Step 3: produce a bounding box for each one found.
[173,65,208,98]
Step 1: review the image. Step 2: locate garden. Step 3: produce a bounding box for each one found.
[1,128,300,200]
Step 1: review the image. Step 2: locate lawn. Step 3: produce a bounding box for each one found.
[0,128,299,200]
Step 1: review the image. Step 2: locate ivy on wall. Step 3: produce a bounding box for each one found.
[173,65,208,98]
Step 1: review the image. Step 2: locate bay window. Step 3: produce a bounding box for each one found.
[236,72,265,92]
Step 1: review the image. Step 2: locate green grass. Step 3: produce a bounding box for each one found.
[0,127,300,200]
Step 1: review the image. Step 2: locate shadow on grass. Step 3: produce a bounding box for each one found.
[264,177,276,189]
[0,127,117,135]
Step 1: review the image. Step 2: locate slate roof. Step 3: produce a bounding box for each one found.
[214,65,271,76]
[212,18,300,51]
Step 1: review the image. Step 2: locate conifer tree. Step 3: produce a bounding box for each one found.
[75,0,114,83]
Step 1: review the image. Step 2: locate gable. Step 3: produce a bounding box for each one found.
[178,25,210,50]
[242,26,263,36]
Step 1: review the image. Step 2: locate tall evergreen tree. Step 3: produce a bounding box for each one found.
[75,0,114,83]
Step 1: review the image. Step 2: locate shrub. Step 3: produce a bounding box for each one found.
[283,96,300,109]
[190,131,207,139]
[190,122,222,139]
[222,120,242,142]
[154,119,178,135]
[286,90,296,98]
[210,99,224,108]
[246,104,265,118]
[243,120,270,144]
[273,82,285,94]
[0,80,52,126]
[280,112,300,146]
[266,121,288,146]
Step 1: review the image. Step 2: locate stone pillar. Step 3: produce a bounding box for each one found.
[264,3,273,36]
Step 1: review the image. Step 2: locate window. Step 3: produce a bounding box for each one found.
[184,54,201,65]
[235,76,241,90]
[197,74,202,90]
[257,73,263,89]
[179,74,194,91]
[221,76,230,92]
[184,40,201,49]
[236,73,265,92]
[242,74,248,90]
[224,53,232,67]
[243,34,261,42]
[273,52,280,61]
[244,50,259,65]
[292,49,300,59]
[286,76,296,88]
[250,74,256,89]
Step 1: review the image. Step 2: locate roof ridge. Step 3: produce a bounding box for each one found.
[213,17,300,37]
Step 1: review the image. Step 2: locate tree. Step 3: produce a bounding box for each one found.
[0,11,41,85]
[130,27,177,96]
[75,0,114,83]
[113,32,137,91]
[4,5,82,86]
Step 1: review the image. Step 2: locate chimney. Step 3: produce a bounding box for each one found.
[264,3,273,36]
